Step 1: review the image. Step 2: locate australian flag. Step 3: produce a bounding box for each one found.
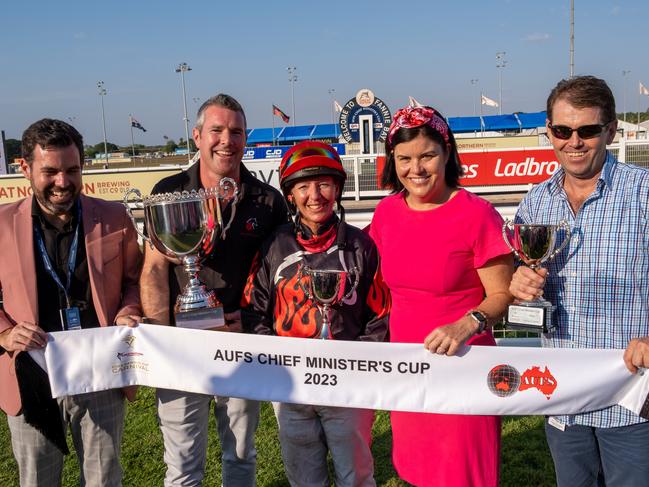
[130,116,147,132]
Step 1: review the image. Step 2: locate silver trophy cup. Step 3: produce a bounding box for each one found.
[502,220,571,332]
[123,178,238,329]
[298,265,360,339]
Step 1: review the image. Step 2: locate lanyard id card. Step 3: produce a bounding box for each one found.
[60,306,82,331]
[34,201,83,331]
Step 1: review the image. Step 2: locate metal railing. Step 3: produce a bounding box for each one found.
[337,139,649,200]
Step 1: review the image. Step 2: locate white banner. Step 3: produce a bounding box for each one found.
[36,324,649,416]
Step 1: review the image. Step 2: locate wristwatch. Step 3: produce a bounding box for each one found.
[467,310,488,334]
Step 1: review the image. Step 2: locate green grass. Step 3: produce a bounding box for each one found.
[0,388,556,486]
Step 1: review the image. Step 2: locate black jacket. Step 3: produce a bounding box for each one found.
[241,220,390,342]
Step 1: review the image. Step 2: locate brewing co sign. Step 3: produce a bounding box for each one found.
[339,89,392,143]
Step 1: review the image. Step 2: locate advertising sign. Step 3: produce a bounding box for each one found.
[339,89,392,143]
[456,135,540,151]
[0,168,181,204]
[376,147,559,188]
[242,143,346,161]
[459,148,559,186]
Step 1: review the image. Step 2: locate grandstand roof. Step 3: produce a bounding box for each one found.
[245,111,547,144]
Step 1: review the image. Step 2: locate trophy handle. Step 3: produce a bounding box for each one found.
[501,220,522,260]
[342,267,360,300]
[122,188,152,248]
[217,177,239,200]
[547,220,571,261]
[214,177,239,238]
[297,264,314,300]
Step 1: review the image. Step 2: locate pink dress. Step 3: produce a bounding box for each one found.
[370,189,509,487]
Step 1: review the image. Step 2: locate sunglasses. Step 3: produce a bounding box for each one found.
[548,121,611,140]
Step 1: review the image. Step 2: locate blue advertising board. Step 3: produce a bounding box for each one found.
[242,143,346,161]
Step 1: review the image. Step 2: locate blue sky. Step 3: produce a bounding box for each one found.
[1,0,647,146]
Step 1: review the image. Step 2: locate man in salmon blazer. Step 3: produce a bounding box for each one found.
[0,118,142,487]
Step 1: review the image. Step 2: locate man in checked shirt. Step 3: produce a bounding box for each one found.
[510,75,649,487]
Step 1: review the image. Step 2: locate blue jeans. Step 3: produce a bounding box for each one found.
[545,418,649,487]
[272,402,376,487]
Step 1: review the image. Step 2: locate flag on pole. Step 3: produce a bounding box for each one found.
[130,116,147,132]
[408,96,423,108]
[334,100,343,112]
[272,105,290,123]
[481,94,499,108]
[640,82,649,96]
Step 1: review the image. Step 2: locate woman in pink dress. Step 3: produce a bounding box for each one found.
[370,106,514,487]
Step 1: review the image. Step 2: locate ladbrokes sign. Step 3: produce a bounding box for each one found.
[376,147,559,188]
[459,148,559,186]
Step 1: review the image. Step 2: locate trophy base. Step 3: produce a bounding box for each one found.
[175,306,225,330]
[506,300,554,333]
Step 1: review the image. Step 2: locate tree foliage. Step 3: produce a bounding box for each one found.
[164,139,178,153]
[3,139,21,161]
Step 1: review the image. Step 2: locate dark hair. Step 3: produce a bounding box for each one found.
[196,93,247,130]
[21,118,84,165]
[546,75,616,124]
[381,112,463,192]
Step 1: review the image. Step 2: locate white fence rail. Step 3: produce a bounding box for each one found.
[335,139,649,201]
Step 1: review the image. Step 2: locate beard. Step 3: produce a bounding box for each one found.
[31,182,80,217]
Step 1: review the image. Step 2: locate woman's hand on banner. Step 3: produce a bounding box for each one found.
[423,317,476,356]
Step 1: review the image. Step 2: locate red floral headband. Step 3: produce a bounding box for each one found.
[387,106,450,146]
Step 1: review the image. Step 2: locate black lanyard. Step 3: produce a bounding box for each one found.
[33,203,81,308]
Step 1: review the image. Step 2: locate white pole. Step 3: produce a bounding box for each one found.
[176,63,192,163]
[496,52,506,115]
[471,79,479,116]
[129,115,135,158]
[288,67,297,127]
[570,0,574,78]
[622,70,631,124]
[97,81,108,166]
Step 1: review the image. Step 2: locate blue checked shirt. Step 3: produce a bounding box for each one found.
[515,152,649,428]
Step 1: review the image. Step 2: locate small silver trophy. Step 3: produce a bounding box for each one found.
[502,220,571,332]
[298,265,360,339]
[123,178,237,329]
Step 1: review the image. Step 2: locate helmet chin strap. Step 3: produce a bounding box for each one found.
[291,200,345,242]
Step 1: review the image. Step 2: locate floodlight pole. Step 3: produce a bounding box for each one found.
[622,70,631,124]
[470,79,479,116]
[97,81,108,166]
[175,62,192,162]
[288,66,297,126]
[496,52,506,115]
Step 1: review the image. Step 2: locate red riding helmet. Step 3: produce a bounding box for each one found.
[278,141,347,196]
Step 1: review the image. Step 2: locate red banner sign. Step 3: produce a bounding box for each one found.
[459,148,559,186]
[376,148,559,188]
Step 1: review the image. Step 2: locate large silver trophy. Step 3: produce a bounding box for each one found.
[123,179,237,329]
[298,265,360,339]
[502,220,571,332]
